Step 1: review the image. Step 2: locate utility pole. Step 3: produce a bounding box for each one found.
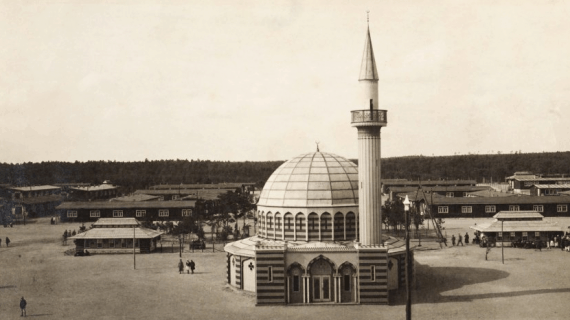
[403,195,412,320]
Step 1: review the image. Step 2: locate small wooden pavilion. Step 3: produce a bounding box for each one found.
[69,218,162,254]
[470,211,564,246]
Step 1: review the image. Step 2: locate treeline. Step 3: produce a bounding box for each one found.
[381,151,570,182]
[0,159,283,193]
[1,151,569,190]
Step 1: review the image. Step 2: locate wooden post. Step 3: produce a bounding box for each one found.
[133,226,136,270]
[502,220,504,264]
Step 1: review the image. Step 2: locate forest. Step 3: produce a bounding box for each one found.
[0,151,569,192]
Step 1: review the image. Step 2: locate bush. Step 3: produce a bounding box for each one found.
[196,226,205,240]
[220,229,229,241]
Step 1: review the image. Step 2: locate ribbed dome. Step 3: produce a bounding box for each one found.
[258,152,359,207]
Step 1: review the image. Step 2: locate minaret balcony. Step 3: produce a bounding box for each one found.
[351,109,388,127]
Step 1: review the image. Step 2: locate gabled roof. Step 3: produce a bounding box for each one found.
[110,194,161,202]
[389,186,489,193]
[429,195,570,205]
[94,218,139,227]
[515,177,570,182]
[56,200,196,210]
[18,195,63,205]
[9,185,61,192]
[493,211,544,219]
[471,220,562,233]
[150,183,253,190]
[134,189,199,196]
[382,180,477,187]
[70,184,117,192]
[533,184,570,189]
[68,227,162,240]
[465,189,518,198]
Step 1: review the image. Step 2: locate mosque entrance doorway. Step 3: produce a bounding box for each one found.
[313,276,331,302]
[310,257,334,303]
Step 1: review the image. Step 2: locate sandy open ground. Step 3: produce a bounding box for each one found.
[1,217,570,320]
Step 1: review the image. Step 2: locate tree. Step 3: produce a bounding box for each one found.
[383,198,405,236]
[410,201,425,237]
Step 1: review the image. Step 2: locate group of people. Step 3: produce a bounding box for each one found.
[178,259,196,274]
[544,235,570,251]
[0,236,11,247]
[451,232,470,246]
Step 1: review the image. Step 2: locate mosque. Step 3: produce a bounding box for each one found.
[224,20,411,305]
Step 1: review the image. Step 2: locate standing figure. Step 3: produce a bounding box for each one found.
[20,296,27,317]
[451,234,456,246]
[547,238,551,249]
[178,259,184,274]
[485,247,491,260]
[6,237,10,247]
[536,240,542,251]
[457,234,463,246]
[185,260,191,274]
[0,238,2,247]
[465,232,469,244]
[189,260,195,274]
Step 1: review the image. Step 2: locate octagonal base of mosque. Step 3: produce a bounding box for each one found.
[224,235,412,305]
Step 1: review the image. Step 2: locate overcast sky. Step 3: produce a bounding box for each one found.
[1,0,569,164]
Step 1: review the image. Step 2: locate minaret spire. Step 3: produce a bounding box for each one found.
[359,16,379,81]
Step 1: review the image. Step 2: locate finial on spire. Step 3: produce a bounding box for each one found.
[316,141,320,152]
[367,10,370,25]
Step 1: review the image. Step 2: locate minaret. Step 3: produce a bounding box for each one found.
[352,18,387,246]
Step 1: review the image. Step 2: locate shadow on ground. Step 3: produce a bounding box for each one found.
[391,263,570,305]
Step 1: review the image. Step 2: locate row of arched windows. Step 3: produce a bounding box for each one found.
[257,211,359,241]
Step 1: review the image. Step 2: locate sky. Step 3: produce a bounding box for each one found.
[1,0,569,164]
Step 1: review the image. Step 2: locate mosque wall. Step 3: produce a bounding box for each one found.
[358,247,388,304]
[255,249,286,305]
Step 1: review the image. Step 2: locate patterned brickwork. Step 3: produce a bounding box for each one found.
[255,250,286,305]
[358,248,388,304]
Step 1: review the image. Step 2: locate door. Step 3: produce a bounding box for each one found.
[313,276,331,302]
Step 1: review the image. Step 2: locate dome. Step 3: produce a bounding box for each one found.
[257,152,358,208]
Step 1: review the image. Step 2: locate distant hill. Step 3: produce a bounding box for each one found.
[1,151,569,191]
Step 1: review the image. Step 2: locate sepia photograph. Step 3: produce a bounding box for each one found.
[1,1,570,319]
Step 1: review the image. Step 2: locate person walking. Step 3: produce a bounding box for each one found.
[20,297,27,317]
[465,232,469,245]
[189,260,195,274]
[6,237,10,247]
[457,234,464,246]
[178,259,184,274]
[451,234,456,246]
